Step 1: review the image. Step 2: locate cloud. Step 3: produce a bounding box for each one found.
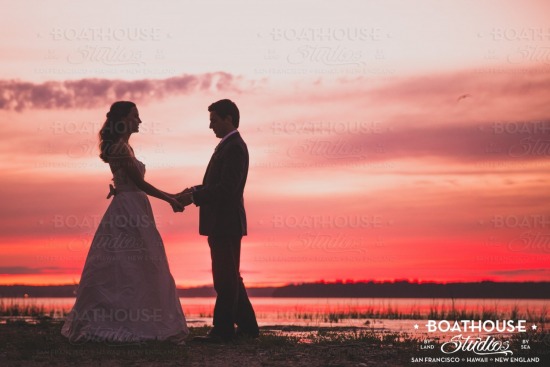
[0,266,74,274]
[490,268,550,277]
[254,67,550,166]
[0,72,240,111]
[353,121,550,163]
[366,68,550,105]
[261,120,550,168]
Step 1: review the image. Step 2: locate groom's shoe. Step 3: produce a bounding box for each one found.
[193,329,234,344]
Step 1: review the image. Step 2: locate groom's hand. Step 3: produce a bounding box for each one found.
[179,187,193,195]
[178,192,193,207]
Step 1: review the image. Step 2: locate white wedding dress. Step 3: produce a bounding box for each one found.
[61,157,188,343]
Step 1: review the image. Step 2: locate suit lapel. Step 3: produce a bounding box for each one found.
[202,132,240,184]
[216,131,240,152]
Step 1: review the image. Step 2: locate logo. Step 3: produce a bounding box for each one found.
[410,319,543,364]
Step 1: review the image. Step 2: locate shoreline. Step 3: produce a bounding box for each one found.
[2,281,550,299]
[1,320,547,366]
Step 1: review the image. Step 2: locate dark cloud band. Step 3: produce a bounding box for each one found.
[0,72,238,111]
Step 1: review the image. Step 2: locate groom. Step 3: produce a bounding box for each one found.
[178,99,259,342]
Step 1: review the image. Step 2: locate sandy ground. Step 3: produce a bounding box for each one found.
[1,322,547,366]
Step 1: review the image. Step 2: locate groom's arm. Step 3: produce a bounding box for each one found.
[176,185,203,206]
[192,144,246,206]
[177,185,203,196]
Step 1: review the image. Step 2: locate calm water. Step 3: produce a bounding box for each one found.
[1,297,547,334]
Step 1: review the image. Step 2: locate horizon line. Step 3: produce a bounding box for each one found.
[1,279,549,288]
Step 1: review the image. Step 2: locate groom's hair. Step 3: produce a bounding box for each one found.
[208,99,240,128]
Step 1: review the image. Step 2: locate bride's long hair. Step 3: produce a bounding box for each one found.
[99,101,136,163]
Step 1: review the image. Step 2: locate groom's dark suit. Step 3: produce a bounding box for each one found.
[192,131,259,338]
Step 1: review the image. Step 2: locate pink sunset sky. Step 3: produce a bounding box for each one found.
[1,0,549,287]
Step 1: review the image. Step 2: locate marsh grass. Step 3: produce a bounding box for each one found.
[310,327,421,347]
[1,298,547,327]
[289,301,548,324]
[0,299,53,317]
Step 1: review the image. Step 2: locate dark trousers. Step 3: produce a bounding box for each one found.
[208,235,259,337]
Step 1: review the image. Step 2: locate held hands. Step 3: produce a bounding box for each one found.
[171,187,194,212]
[169,196,185,213]
[178,192,193,207]
[176,187,194,207]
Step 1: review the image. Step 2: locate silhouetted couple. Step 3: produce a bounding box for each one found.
[62,99,259,345]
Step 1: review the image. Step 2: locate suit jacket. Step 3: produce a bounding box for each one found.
[192,131,248,236]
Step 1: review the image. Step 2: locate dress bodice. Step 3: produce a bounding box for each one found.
[111,158,145,192]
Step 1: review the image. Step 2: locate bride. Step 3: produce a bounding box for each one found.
[61,101,189,344]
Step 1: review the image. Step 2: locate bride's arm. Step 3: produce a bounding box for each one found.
[109,145,182,209]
